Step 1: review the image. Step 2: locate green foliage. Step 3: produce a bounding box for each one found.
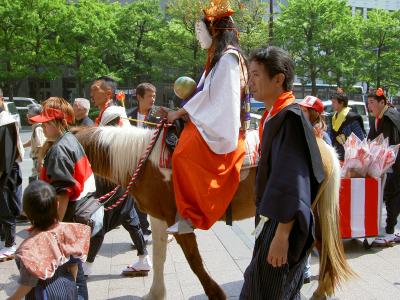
[1,0,400,99]
[275,0,358,95]
[358,9,400,92]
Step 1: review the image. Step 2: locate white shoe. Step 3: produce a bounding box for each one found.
[0,245,16,260]
[373,233,395,245]
[166,220,194,235]
[122,255,152,272]
[83,262,93,276]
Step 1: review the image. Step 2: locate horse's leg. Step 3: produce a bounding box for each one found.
[175,233,226,300]
[143,216,168,300]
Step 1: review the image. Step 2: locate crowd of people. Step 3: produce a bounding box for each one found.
[1,0,400,299]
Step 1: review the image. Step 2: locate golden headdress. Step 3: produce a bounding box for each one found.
[203,0,235,22]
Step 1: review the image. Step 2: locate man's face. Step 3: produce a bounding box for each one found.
[248,61,280,103]
[331,98,343,113]
[367,97,385,117]
[91,81,111,108]
[137,90,156,111]
[73,102,86,120]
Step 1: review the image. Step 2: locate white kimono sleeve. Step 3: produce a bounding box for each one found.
[183,53,241,154]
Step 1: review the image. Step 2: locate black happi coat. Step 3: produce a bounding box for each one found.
[0,121,22,221]
[256,104,324,264]
[368,107,400,199]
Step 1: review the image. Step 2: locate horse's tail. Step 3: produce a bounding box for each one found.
[314,141,356,297]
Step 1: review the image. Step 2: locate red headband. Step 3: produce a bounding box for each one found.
[29,107,73,124]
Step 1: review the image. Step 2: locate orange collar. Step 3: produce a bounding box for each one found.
[95,99,113,126]
[259,91,295,144]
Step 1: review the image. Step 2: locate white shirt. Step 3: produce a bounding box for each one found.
[137,112,146,128]
[183,53,241,154]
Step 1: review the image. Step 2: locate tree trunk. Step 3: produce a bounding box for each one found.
[268,0,274,44]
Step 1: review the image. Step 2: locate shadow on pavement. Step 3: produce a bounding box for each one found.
[190,280,244,299]
[108,296,142,300]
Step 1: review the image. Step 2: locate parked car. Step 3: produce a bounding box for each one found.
[322,100,370,133]
[3,101,21,128]
[4,97,38,126]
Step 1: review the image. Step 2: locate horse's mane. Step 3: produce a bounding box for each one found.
[90,126,165,185]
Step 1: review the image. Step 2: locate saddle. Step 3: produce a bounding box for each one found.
[164,119,185,153]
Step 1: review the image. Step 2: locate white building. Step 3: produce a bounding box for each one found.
[348,0,400,17]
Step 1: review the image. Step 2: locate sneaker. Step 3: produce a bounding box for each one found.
[82,262,93,276]
[166,220,194,235]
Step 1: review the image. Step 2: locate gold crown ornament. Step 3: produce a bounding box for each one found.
[203,0,235,22]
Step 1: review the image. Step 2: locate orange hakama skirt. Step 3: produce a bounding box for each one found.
[172,121,245,230]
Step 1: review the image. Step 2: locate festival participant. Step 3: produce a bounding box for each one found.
[29,97,91,299]
[164,0,248,234]
[86,76,151,277]
[330,89,365,160]
[23,104,46,183]
[7,180,90,300]
[299,96,332,146]
[128,83,159,238]
[0,88,24,262]
[298,95,332,284]
[73,98,94,127]
[239,46,325,299]
[367,88,400,245]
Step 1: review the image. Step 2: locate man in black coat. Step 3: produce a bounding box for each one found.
[368,88,400,245]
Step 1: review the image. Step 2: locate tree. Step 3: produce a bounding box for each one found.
[62,0,116,97]
[233,0,269,54]
[166,0,206,78]
[358,9,400,93]
[0,0,32,99]
[275,0,358,95]
[111,0,166,85]
[24,0,69,101]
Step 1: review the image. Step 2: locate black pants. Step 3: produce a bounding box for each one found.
[134,201,150,234]
[384,173,400,234]
[240,219,306,300]
[87,180,147,263]
[0,162,22,247]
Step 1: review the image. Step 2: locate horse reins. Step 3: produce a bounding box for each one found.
[96,119,167,211]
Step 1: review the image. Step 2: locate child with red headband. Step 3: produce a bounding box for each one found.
[367,88,400,246]
[29,97,95,299]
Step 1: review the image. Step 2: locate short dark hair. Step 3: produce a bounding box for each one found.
[250,46,295,91]
[95,76,117,94]
[368,88,387,105]
[23,180,59,231]
[331,91,348,107]
[136,83,156,98]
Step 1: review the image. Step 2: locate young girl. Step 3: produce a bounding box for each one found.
[8,180,90,300]
[29,97,96,299]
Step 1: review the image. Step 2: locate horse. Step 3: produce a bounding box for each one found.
[75,125,354,300]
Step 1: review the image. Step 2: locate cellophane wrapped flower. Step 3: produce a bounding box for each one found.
[341,133,371,177]
[341,133,400,178]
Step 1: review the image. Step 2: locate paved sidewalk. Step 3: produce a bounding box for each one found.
[1,137,400,299]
